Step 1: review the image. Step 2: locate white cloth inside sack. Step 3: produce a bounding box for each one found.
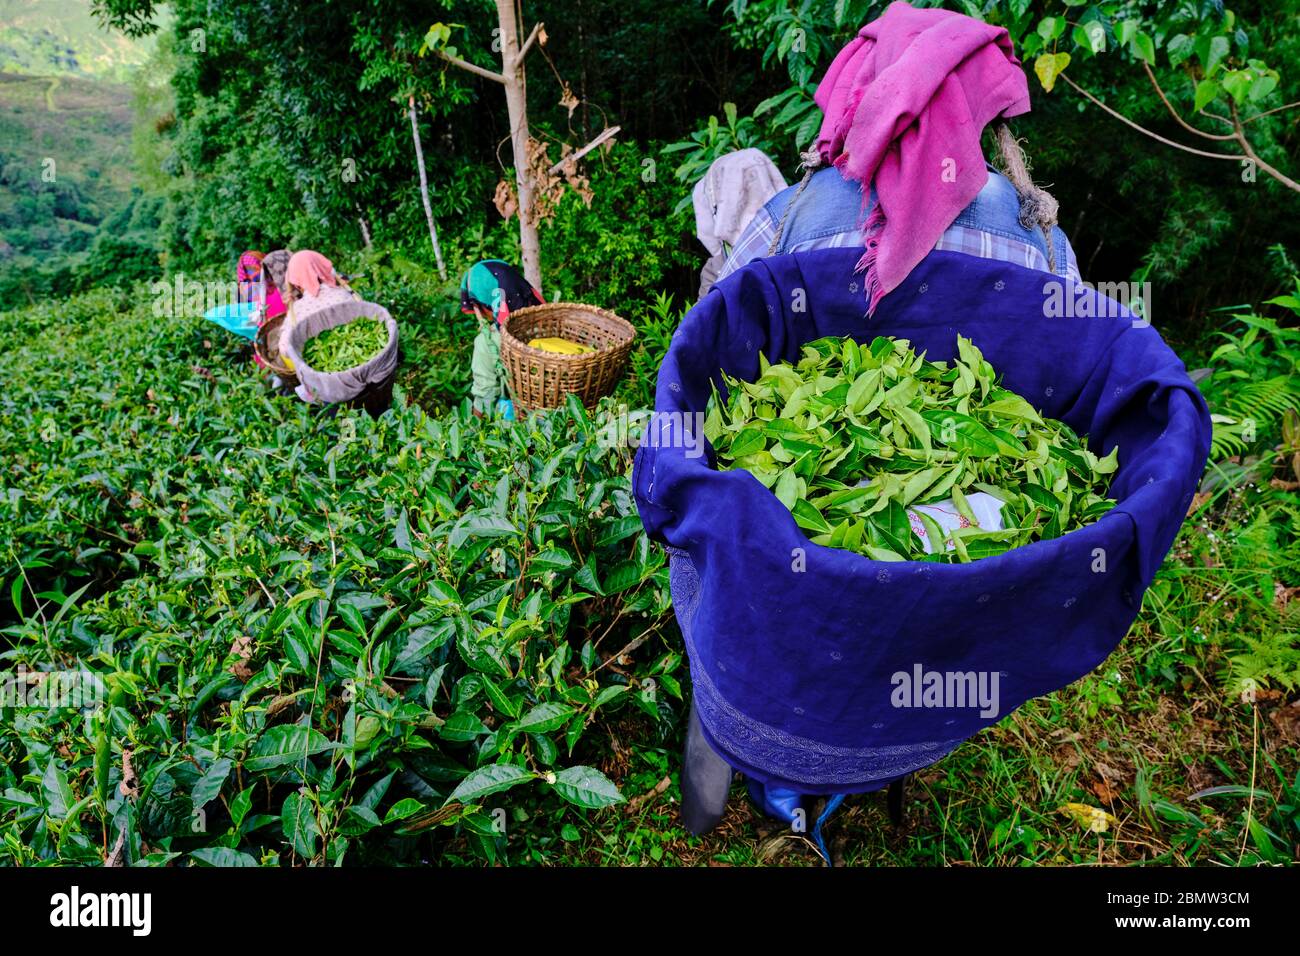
[855,478,1005,555]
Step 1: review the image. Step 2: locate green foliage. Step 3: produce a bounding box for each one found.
[1164,276,1300,702]
[93,0,499,270]
[0,73,160,301]
[1198,281,1300,460]
[1134,752,1300,865]
[0,287,678,865]
[664,102,779,207]
[541,141,697,310]
[1230,630,1300,694]
[302,317,390,373]
[617,290,682,411]
[0,0,155,80]
[1150,492,1300,699]
[87,0,738,296]
[709,0,893,151]
[664,0,896,180]
[80,229,160,290]
[1006,0,1284,117]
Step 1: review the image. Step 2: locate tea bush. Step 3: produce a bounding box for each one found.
[0,288,680,865]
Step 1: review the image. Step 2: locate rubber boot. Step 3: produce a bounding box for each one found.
[679,698,732,835]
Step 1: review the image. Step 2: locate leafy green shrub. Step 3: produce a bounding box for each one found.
[1197,279,1300,462]
[616,290,682,411]
[663,102,781,208]
[0,287,678,865]
[1144,276,1300,701]
[540,141,699,316]
[80,232,160,291]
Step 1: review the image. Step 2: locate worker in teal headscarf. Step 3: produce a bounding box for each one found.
[460,259,544,419]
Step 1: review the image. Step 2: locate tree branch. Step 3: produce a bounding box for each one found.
[1243,100,1300,124]
[432,47,505,84]
[1142,61,1236,141]
[1229,100,1300,194]
[1062,73,1300,195]
[547,125,620,175]
[1060,73,1242,161]
[518,21,544,60]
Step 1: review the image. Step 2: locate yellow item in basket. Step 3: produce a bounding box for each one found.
[529,336,595,355]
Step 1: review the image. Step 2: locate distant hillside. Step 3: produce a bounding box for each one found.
[0,0,155,81]
[0,2,165,302]
[0,70,160,301]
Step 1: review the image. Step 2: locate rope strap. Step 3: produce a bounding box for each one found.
[766,147,825,257]
[993,122,1061,274]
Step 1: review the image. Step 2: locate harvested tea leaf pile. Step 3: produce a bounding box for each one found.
[704,335,1119,563]
[303,317,389,372]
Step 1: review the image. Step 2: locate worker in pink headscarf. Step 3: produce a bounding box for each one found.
[718,1,1079,310]
[284,250,357,324]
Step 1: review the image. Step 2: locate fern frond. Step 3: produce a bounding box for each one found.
[1227,632,1300,695]
[1221,376,1299,420]
[1208,377,1300,459]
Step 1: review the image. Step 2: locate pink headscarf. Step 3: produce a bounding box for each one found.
[813,2,1030,312]
[237,250,265,282]
[236,250,264,306]
[286,250,339,298]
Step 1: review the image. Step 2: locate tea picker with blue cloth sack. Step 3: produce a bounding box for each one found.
[637,2,1212,863]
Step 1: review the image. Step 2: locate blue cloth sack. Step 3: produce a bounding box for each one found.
[633,247,1211,795]
[203,301,260,341]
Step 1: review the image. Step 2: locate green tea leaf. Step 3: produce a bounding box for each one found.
[445,763,536,806]
[514,701,576,734]
[246,725,333,772]
[549,765,624,808]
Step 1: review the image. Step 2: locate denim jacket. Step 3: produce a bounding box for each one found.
[721,164,1079,283]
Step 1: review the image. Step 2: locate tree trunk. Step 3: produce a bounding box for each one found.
[495,0,542,292]
[408,95,447,281]
[356,207,373,249]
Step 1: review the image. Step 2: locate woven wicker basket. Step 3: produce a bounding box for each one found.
[500,303,636,413]
[254,312,299,386]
